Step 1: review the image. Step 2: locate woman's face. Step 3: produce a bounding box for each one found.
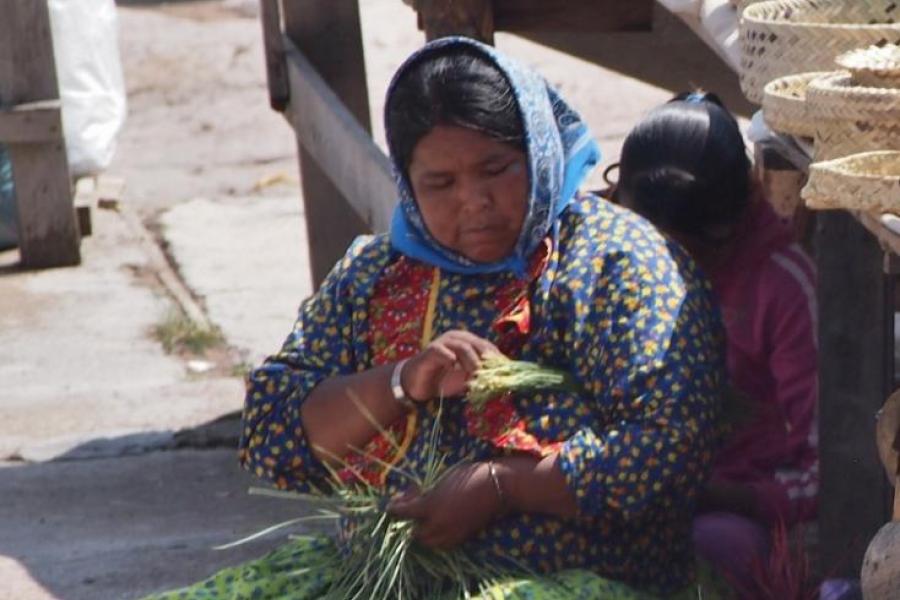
[408,125,528,264]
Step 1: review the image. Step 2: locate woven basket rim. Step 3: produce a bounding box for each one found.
[836,45,900,74]
[807,72,900,119]
[743,1,900,30]
[744,17,900,32]
[810,70,900,89]
[763,71,832,99]
[808,71,900,96]
[804,152,900,211]
[811,150,900,180]
[762,72,831,136]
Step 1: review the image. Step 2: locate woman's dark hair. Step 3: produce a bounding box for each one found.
[386,47,525,172]
[618,92,751,241]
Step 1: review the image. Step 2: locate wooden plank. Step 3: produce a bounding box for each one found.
[493,0,652,33]
[418,0,494,43]
[816,211,893,577]
[755,145,813,247]
[282,41,395,233]
[519,7,756,119]
[0,0,80,268]
[407,0,653,35]
[7,141,80,268]
[259,0,289,112]
[0,101,63,144]
[0,0,59,106]
[282,1,375,287]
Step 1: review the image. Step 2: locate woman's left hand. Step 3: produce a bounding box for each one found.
[387,461,504,550]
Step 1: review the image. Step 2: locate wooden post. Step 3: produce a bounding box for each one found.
[281,1,372,287]
[281,41,394,232]
[418,0,495,43]
[754,146,813,248]
[259,0,289,112]
[0,0,80,268]
[816,212,893,577]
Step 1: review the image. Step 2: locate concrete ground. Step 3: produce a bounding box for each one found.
[0,450,327,600]
[0,201,310,600]
[1,1,742,598]
[0,206,243,463]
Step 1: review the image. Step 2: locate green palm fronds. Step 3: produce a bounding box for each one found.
[467,354,577,410]
[224,400,524,599]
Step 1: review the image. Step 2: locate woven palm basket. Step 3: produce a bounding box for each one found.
[806,71,900,160]
[762,71,831,137]
[740,0,900,103]
[735,0,764,13]
[803,151,900,211]
[836,44,900,88]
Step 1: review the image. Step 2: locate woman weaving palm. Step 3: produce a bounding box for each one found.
[149,38,727,599]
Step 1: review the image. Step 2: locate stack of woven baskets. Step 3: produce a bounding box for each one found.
[741,0,900,103]
[742,0,900,213]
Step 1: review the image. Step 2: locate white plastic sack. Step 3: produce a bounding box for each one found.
[47,0,127,177]
[747,111,813,171]
[657,0,742,73]
[657,0,703,18]
[700,0,742,72]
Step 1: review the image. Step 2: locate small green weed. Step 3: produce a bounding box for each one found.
[153,310,224,355]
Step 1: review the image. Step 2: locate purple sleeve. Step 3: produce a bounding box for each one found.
[756,250,819,525]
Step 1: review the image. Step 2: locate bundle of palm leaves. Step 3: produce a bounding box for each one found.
[221,406,521,600]
[467,354,576,410]
[224,357,575,599]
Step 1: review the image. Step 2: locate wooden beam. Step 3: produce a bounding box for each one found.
[8,141,80,268]
[519,7,756,119]
[0,0,80,268]
[283,40,394,232]
[282,1,375,287]
[816,211,894,577]
[0,101,63,144]
[493,0,652,33]
[419,0,494,43]
[408,0,652,36]
[0,1,58,105]
[259,0,289,112]
[755,145,813,248]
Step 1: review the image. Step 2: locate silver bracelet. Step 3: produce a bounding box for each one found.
[487,460,507,509]
[390,358,415,411]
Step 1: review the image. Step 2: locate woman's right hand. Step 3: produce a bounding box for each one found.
[401,330,500,402]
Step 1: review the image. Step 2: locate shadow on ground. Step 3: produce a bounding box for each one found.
[0,420,327,600]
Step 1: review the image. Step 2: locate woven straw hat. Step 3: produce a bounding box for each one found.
[803,150,900,211]
[740,0,900,103]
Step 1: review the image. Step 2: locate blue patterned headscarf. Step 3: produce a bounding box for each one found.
[386,37,600,276]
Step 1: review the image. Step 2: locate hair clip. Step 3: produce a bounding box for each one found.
[685,91,708,104]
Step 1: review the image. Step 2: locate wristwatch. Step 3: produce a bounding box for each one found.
[390,358,416,410]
